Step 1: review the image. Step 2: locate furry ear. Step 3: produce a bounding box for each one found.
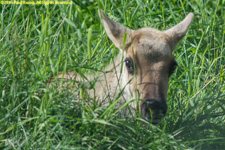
[99,10,132,50]
[164,13,194,51]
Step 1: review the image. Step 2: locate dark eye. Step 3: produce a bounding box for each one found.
[169,61,178,76]
[125,57,134,74]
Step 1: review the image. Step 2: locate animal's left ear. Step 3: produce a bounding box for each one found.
[164,13,194,51]
[99,10,133,50]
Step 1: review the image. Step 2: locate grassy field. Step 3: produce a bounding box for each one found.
[0,0,225,149]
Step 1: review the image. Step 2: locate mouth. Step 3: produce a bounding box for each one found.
[144,114,165,124]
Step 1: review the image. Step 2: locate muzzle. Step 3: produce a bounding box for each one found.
[140,99,167,124]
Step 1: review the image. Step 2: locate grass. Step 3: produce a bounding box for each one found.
[0,0,225,149]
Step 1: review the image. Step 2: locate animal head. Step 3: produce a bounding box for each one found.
[99,10,193,124]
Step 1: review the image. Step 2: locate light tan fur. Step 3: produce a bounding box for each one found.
[56,10,194,124]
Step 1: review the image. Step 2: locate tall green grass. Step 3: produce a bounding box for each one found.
[1,0,225,149]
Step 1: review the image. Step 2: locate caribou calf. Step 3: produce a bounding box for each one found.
[57,10,194,124]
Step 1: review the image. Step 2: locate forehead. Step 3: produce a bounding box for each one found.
[130,28,172,61]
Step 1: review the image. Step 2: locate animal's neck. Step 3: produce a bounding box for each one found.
[102,51,133,100]
[92,51,126,99]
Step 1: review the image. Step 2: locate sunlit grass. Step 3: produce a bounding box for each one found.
[0,0,225,149]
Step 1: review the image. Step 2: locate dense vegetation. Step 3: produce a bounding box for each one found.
[1,0,224,149]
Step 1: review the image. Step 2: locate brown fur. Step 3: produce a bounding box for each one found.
[55,10,194,124]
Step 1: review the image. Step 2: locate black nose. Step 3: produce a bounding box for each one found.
[140,99,167,124]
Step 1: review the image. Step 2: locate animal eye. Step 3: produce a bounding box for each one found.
[125,58,134,74]
[169,61,178,76]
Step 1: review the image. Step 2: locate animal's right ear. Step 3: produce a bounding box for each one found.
[164,13,194,51]
[99,10,132,50]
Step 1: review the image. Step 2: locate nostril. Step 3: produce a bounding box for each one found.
[145,100,167,112]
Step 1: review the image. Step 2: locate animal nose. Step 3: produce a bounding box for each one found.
[140,99,167,124]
